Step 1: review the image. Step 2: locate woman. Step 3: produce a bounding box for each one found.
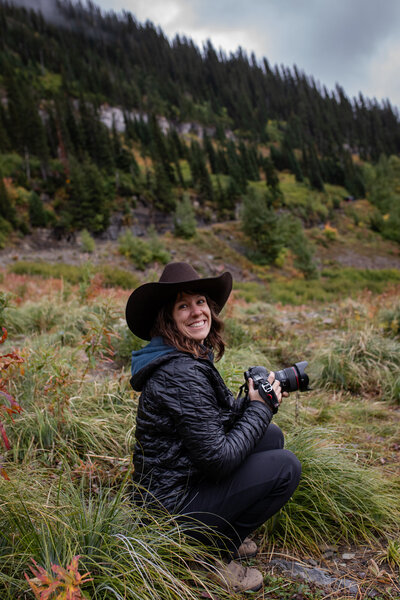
[125,262,301,593]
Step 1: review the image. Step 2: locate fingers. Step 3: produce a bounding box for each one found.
[248,377,263,403]
[248,373,286,405]
[272,379,282,404]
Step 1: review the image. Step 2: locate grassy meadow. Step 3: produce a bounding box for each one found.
[0,234,400,599]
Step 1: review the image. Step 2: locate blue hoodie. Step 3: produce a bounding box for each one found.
[130,336,176,391]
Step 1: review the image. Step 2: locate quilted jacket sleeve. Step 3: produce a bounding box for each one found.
[149,357,273,481]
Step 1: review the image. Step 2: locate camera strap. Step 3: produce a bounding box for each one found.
[258,381,279,414]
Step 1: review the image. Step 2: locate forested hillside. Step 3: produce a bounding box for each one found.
[1,2,400,598]
[0,0,400,252]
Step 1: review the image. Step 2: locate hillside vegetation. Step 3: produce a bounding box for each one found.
[0,226,400,598]
[0,0,400,250]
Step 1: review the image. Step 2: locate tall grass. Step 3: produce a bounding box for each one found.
[312,327,400,402]
[2,274,400,596]
[0,470,235,599]
[266,426,400,552]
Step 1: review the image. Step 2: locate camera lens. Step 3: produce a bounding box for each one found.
[275,361,309,393]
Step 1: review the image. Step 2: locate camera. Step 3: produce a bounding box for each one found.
[243,361,310,413]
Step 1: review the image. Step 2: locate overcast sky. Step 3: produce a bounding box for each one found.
[13,0,400,108]
[90,0,400,109]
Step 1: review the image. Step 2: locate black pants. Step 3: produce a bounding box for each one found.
[178,424,301,556]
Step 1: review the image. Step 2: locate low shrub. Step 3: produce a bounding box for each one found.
[80,229,96,253]
[99,265,139,290]
[118,230,170,270]
[173,195,197,239]
[223,318,248,348]
[114,325,146,364]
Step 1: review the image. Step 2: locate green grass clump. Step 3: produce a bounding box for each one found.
[268,427,400,552]
[312,327,400,402]
[0,472,234,600]
[379,302,400,337]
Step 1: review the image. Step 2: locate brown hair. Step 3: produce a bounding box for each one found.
[150,290,225,361]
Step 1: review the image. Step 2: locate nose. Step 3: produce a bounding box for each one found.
[190,301,202,316]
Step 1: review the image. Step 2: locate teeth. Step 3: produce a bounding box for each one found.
[189,320,206,328]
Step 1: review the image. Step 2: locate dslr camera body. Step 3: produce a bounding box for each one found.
[244,361,309,414]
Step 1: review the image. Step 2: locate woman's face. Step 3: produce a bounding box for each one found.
[172,292,211,343]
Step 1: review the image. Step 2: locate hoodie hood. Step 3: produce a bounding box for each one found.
[130,336,176,391]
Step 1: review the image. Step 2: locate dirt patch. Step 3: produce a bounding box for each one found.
[256,541,400,599]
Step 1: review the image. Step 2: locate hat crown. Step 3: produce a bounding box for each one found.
[159,262,200,284]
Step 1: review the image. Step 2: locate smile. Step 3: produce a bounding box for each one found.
[188,320,207,328]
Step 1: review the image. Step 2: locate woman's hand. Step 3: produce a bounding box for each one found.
[248,372,287,405]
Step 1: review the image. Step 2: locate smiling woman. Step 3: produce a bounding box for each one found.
[172,292,211,343]
[125,262,301,593]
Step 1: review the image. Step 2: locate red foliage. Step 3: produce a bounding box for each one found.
[0,325,23,478]
[25,556,93,599]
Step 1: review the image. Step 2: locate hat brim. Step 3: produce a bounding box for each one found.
[125,271,232,340]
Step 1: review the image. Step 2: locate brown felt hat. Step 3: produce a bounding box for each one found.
[125,262,233,340]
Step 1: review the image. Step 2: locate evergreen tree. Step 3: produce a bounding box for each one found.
[203,132,218,174]
[29,191,47,227]
[149,114,175,183]
[226,141,246,192]
[153,160,176,212]
[67,158,111,232]
[303,144,325,191]
[173,194,196,238]
[241,189,284,264]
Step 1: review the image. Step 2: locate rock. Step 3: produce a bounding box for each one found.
[342,553,356,560]
[268,558,361,596]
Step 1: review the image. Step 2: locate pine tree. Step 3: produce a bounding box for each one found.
[67,158,110,232]
[153,160,176,212]
[29,191,47,227]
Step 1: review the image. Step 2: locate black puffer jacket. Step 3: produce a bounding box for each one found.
[130,337,273,512]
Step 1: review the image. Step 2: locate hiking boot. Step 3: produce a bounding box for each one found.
[234,537,258,559]
[209,558,263,593]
